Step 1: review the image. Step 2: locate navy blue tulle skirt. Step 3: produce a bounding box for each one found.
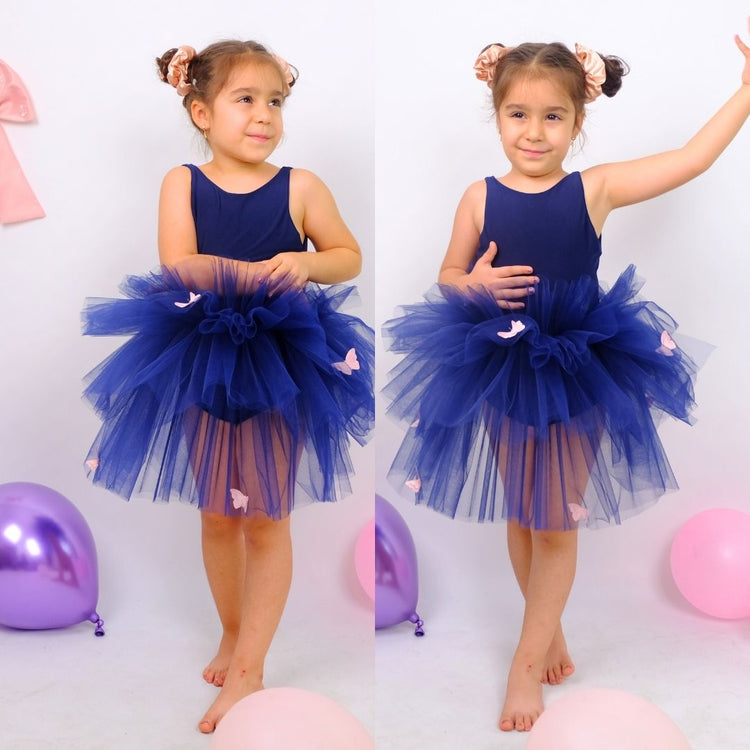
[82,263,374,519]
[383,266,708,530]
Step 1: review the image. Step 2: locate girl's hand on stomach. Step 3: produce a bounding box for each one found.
[463,242,538,310]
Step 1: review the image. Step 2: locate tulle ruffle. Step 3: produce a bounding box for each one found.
[83,262,374,518]
[384,265,709,530]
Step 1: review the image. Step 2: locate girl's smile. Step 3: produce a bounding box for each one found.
[496,77,582,188]
[193,62,286,169]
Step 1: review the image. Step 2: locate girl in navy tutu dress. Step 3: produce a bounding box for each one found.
[384,27,750,733]
[82,40,373,733]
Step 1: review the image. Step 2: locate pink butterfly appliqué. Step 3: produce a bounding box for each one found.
[85,458,99,472]
[497,320,526,340]
[174,292,202,308]
[568,503,589,523]
[332,348,360,375]
[656,330,677,357]
[230,488,249,512]
[405,477,422,492]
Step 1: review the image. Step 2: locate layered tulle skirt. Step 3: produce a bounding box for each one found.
[383,266,708,530]
[82,263,374,519]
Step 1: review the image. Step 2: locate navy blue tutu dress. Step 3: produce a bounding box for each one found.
[384,173,706,530]
[83,165,374,519]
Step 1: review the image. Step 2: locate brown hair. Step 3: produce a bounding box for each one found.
[156,40,298,130]
[484,42,628,118]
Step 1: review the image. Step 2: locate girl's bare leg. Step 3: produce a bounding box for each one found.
[499,527,578,732]
[192,411,297,696]
[499,420,591,731]
[200,512,245,686]
[506,521,575,686]
[198,515,293,733]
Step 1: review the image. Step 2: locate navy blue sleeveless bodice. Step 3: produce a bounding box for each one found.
[477,171,601,282]
[186,164,308,261]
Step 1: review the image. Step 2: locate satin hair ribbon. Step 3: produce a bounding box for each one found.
[0,60,45,224]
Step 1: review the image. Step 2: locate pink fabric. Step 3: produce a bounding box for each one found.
[474,44,513,85]
[164,46,196,96]
[271,54,297,91]
[0,60,44,224]
[574,43,607,103]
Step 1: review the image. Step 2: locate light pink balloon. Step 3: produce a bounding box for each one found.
[210,688,374,750]
[527,688,690,750]
[670,508,750,619]
[354,518,375,601]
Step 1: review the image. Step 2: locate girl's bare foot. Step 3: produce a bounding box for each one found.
[198,663,264,733]
[202,632,238,687]
[499,657,544,732]
[541,627,575,686]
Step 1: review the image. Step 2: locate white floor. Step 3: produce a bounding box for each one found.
[4,493,749,749]
[1,500,374,750]
[374,501,750,750]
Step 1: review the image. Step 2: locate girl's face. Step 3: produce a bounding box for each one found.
[192,60,286,167]
[495,75,583,184]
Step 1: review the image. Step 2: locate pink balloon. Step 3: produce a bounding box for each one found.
[354,518,375,601]
[670,508,750,619]
[210,688,374,750]
[527,688,690,750]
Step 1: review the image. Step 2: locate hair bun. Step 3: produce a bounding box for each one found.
[600,54,629,97]
[155,46,197,96]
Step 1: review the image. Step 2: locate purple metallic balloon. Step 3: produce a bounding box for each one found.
[0,482,104,635]
[375,495,423,636]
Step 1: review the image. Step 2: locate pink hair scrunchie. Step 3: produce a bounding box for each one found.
[271,54,297,92]
[574,43,606,102]
[163,45,196,96]
[474,44,513,85]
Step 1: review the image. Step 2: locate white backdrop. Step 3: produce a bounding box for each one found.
[0,0,375,743]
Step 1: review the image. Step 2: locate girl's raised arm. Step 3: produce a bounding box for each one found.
[587,22,750,223]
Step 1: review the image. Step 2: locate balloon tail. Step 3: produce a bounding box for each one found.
[409,612,425,637]
[89,612,105,637]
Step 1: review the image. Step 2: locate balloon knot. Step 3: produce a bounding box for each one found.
[409,612,425,637]
[90,612,105,637]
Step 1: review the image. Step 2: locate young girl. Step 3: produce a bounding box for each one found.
[384,26,750,733]
[82,40,373,733]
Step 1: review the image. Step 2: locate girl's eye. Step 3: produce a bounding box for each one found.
[238,96,253,104]
[546,113,562,121]
[510,112,525,119]
[270,98,283,107]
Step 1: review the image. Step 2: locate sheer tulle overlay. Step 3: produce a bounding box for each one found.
[83,262,374,518]
[384,266,709,530]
